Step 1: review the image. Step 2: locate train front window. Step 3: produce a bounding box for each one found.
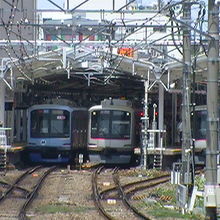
[31,109,70,138]
[111,111,131,138]
[91,110,131,139]
[51,110,70,137]
[194,110,207,139]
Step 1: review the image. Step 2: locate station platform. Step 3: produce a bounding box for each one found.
[0,144,24,152]
[0,143,25,169]
[146,146,203,155]
[146,147,182,155]
[146,146,205,169]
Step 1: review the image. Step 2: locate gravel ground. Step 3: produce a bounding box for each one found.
[28,169,99,220]
[0,167,205,220]
[0,167,155,220]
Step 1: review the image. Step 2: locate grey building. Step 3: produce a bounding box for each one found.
[0,0,37,58]
[0,0,36,142]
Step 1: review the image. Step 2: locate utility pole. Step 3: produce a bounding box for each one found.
[181,0,192,186]
[205,1,219,219]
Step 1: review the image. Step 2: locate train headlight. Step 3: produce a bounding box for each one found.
[134,147,141,154]
[88,144,98,148]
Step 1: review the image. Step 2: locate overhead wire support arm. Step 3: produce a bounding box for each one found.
[47,0,66,12]
[70,0,91,12]
[154,0,212,40]
[164,13,213,40]
[2,0,20,11]
[151,46,185,65]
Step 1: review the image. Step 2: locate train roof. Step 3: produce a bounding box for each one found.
[89,99,133,112]
[29,104,86,112]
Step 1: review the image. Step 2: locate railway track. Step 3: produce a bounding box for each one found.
[0,166,56,220]
[92,166,171,220]
[92,166,114,220]
[100,173,170,199]
[113,170,170,220]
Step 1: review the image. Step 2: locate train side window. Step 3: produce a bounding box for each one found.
[194,110,207,139]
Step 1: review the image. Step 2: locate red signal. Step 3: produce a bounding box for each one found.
[137,111,144,117]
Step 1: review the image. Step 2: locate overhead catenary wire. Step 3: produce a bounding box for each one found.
[1,0,209,88]
[1,1,34,83]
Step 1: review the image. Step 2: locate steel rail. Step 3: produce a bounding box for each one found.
[112,170,151,220]
[0,166,42,203]
[100,173,170,198]
[92,166,115,220]
[126,177,170,199]
[101,169,203,198]
[0,180,31,195]
[18,166,57,220]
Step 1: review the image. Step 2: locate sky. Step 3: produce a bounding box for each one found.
[37,0,207,25]
[37,0,161,20]
[37,0,159,10]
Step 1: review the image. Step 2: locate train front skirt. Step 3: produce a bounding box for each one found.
[88,147,136,164]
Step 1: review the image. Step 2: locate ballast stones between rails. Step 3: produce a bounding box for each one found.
[92,166,170,220]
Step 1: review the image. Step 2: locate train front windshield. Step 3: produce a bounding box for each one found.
[91,110,131,139]
[194,110,207,139]
[30,109,70,138]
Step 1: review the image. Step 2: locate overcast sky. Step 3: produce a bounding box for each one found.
[37,0,207,24]
[37,0,159,10]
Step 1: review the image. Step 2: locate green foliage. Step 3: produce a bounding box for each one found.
[150,185,177,203]
[73,206,96,213]
[193,175,205,208]
[147,205,203,219]
[35,204,96,214]
[139,202,204,219]
[35,204,73,214]
[194,175,205,191]
[120,168,169,178]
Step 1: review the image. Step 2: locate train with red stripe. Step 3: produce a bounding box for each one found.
[25,99,141,165]
[87,99,141,165]
[192,105,220,164]
[193,105,220,149]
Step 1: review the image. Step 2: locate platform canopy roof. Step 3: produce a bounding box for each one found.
[1,44,215,95]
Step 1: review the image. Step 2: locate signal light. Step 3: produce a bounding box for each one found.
[137,111,144,117]
[155,112,158,116]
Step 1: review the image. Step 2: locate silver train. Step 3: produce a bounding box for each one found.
[87,99,141,164]
[193,105,220,149]
[25,104,88,163]
[192,105,220,164]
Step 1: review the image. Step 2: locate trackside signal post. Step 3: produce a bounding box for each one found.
[0,80,5,128]
[142,79,150,170]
